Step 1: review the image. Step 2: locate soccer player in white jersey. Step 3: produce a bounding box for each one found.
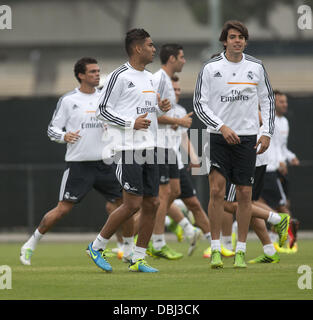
[194,20,275,268]
[20,57,124,266]
[87,29,171,273]
[147,44,189,260]
[260,90,300,249]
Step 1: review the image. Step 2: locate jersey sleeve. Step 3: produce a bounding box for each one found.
[258,64,275,138]
[47,97,69,143]
[281,120,297,162]
[96,72,135,129]
[193,65,224,131]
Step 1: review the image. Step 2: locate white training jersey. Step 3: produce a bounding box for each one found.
[96,62,165,152]
[194,52,275,137]
[265,124,285,172]
[275,115,296,163]
[152,68,177,149]
[256,125,269,167]
[171,103,189,170]
[47,88,108,162]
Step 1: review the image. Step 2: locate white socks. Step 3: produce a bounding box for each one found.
[178,217,194,238]
[122,236,134,257]
[211,239,221,252]
[23,229,43,251]
[152,234,166,250]
[92,234,109,251]
[267,212,282,225]
[263,244,276,256]
[132,246,146,262]
[204,232,211,243]
[222,235,233,251]
[235,241,246,253]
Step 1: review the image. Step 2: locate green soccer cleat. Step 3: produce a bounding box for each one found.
[148,244,183,260]
[20,247,33,266]
[274,213,290,247]
[203,245,235,259]
[248,252,280,264]
[128,259,159,273]
[234,251,247,268]
[210,250,223,269]
[146,241,159,258]
[168,218,184,242]
[203,246,211,258]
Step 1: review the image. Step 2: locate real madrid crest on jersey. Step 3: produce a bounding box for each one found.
[247,71,254,80]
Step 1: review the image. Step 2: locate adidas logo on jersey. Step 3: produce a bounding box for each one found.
[128,81,135,88]
[72,104,79,110]
[213,71,222,77]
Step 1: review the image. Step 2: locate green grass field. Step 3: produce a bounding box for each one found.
[1,239,313,300]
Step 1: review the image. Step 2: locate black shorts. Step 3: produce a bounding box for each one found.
[261,171,287,209]
[252,165,266,201]
[157,148,180,184]
[225,165,266,202]
[179,166,197,199]
[113,149,159,197]
[207,133,257,186]
[59,161,122,203]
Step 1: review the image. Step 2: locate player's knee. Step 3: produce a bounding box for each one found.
[185,197,201,212]
[171,188,181,201]
[125,202,141,215]
[56,201,73,217]
[210,186,224,202]
[145,197,160,212]
[236,186,252,202]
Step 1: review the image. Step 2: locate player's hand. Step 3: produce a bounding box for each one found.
[255,135,270,154]
[171,124,179,130]
[157,93,171,112]
[220,125,240,145]
[64,130,81,144]
[290,157,300,166]
[134,113,151,130]
[178,112,193,128]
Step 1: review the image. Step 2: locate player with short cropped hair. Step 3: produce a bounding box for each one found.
[194,20,275,268]
[87,28,171,273]
[20,57,123,266]
[260,90,300,250]
[148,43,188,260]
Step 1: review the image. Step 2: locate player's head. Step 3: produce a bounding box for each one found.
[160,44,186,72]
[125,28,155,64]
[74,57,100,87]
[171,75,181,103]
[274,89,288,115]
[219,20,249,53]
